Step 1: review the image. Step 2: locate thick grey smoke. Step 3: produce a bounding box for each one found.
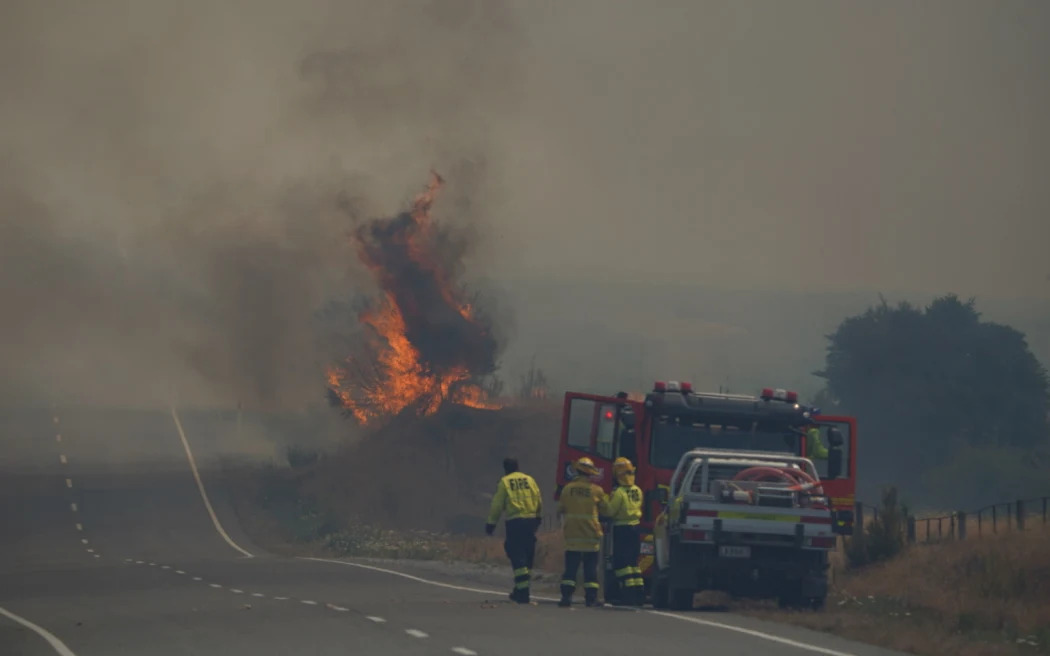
[0,0,522,410]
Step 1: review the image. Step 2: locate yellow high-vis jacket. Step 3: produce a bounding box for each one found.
[487,472,542,525]
[606,484,643,526]
[557,478,610,552]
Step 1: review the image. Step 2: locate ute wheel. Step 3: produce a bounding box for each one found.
[669,588,694,611]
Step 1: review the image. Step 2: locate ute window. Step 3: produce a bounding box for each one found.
[650,419,800,469]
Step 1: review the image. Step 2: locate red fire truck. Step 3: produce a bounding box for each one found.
[553,381,858,601]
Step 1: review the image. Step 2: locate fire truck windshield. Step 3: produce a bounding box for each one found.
[650,419,801,469]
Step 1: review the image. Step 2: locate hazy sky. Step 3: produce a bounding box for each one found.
[1,0,1047,408]
[492,1,1050,298]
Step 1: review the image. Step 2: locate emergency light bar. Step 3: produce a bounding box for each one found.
[653,380,693,393]
[760,387,799,403]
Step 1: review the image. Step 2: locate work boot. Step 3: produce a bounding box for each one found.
[584,588,602,607]
[631,585,645,607]
[558,585,573,607]
[511,588,530,604]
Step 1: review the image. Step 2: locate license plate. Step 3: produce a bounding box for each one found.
[718,545,751,559]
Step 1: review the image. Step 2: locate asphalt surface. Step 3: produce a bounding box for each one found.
[0,406,908,656]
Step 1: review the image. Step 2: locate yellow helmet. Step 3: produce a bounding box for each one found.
[613,457,635,474]
[574,457,599,477]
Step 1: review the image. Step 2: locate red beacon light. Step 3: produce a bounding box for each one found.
[785,390,799,403]
[760,387,775,400]
[653,381,667,392]
[680,381,693,393]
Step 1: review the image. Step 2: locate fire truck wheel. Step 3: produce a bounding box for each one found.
[652,572,670,609]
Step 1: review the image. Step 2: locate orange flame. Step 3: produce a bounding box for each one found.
[327,173,501,424]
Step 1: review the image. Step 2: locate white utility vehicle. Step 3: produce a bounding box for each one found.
[652,448,835,610]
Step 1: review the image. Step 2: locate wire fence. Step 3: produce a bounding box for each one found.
[855,495,1050,543]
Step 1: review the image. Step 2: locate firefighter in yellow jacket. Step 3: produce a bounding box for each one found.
[556,457,610,607]
[606,456,645,606]
[486,457,542,604]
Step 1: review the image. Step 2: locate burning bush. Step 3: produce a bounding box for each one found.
[326,173,501,424]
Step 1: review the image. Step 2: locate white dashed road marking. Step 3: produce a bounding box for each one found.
[230,589,244,594]
[0,606,77,656]
[176,570,186,575]
[75,524,83,531]
[192,577,203,581]
[80,539,88,545]
[451,649,478,656]
[69,503,77,513]
[65,478,72,488]
[209,584,222,589]
[59,455,67,465]
[366,616,386,623]
[405,629,428,639]
[301,600,318,606]
[56,434,61,443]
[251,593,264,598]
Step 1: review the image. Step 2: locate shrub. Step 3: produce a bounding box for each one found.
[846,486,908,567]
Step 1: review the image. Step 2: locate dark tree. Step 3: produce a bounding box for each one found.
[814,294,1049,497]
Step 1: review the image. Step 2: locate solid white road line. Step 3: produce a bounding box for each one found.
[299,557,859,656]
[0,606,77,656]
[169,407,253,558]
[405,629,428,639]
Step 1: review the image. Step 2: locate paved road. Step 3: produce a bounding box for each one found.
[0,406,906,656]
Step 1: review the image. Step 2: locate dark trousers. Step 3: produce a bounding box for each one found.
[612,525,644,602]
[560,550,599,601]
[504,518,538,594]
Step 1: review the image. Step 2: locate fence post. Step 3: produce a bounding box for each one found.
[924,518,931,543]
[950,513,956,539]
[855,502,864,530]
[992,505,997,533]
[977,509,982,536]
[907,515,916,543]
[957,511,967,540]
[938,517,943,539]
[1043,497,1048,525]
[1016,500,1025,531]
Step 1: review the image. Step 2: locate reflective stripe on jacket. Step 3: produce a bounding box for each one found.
[487,472,542,525]
[557,478,610,552]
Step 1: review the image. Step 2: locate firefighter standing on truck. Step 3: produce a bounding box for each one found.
[606,456,644,606]
[557,457,610,608]
[486,457,542,604]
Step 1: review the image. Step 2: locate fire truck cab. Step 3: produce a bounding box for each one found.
[553,381,857,603]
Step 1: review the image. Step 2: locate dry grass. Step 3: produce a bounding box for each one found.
[746,525,1050,655]
[442,529,565,575]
